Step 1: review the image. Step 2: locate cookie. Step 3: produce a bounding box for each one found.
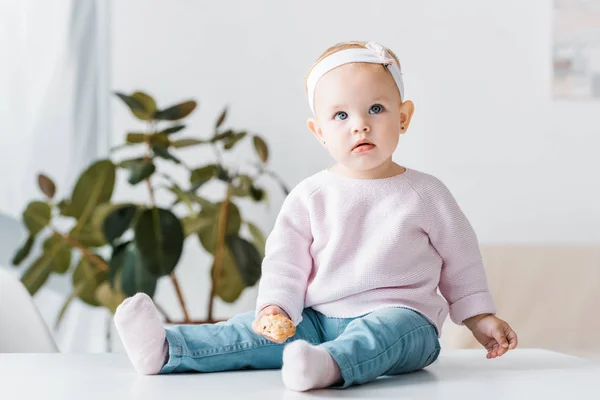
[259,313,296,341]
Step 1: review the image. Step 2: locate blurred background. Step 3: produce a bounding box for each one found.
[0,0,598,359]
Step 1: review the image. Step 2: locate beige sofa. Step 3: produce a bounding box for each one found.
[440,245,600,361]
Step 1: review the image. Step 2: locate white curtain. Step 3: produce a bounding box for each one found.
[0,0,113,352]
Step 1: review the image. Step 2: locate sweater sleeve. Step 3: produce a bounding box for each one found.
[425,178,496,325]
[254,189,313,326]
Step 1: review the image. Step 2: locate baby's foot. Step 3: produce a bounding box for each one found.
[281,340,341,391]
[114,293,168,375]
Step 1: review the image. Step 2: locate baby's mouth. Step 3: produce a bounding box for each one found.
[352,140,375,153]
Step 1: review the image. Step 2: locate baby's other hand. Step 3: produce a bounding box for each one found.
[252,305,294,344]
[464,314,518,359]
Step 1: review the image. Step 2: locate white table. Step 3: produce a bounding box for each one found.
[1,349,599,399]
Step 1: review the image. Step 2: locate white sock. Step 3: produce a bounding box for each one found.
[114,293,168,375]
[281,340,342,391]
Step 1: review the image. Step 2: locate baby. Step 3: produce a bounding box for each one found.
[114,40,518,392]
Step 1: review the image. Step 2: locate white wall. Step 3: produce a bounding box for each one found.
[110,0,600,322]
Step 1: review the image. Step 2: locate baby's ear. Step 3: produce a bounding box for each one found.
[399,100,415,130]
[307,118,325,144]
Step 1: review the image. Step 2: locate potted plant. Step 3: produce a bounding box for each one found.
[11,91,288,327]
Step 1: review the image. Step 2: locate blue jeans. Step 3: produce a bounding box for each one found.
[160,307,440,388]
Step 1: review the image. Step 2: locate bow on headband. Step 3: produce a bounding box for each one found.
[365,42,396,66]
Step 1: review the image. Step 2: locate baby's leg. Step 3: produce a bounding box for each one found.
[114,293,322,375]
[321,307,440,388]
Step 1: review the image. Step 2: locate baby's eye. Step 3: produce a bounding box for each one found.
[334,111,348,121]
[369,104,384,114]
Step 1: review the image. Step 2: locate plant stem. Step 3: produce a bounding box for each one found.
[265,169,290,195]
[170,272,190,322]
[145,135,192,323]
[144,136,157,205]
[208,189,231,322]
[154,302,172,324]
[145,179,157,205]
[54,229,109,272]
[211,143,224,166]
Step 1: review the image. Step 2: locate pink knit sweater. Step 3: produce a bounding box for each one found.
[255,168,496,336]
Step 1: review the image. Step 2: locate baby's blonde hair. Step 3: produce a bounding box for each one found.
[305,41,402,93]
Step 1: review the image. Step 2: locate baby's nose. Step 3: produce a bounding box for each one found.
[353,125,370,134]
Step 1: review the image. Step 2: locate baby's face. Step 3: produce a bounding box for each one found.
[310,63,405,174]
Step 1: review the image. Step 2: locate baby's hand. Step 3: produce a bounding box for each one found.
[464,314,518,359]
[252,305,296,344]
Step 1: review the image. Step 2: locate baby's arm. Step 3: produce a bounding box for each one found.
[425,179,519,357]
[424,178,496,325]
[254,189,313,331]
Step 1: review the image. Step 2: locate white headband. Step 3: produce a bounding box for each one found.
[307,41,404,115]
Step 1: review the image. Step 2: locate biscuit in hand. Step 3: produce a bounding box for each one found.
[258,313,296,341]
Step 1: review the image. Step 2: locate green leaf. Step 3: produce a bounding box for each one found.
[69,202,133,248]
[70,223,106,248]
[152,146,181,164]
[61,160,116,219]
[72,255,109,306]
[182,214,212,237]
[124,160,155,185]
[212,248,245,303]
[246,222,266,258]
[211,130,234,143]
[69,205,109,248]
[197,201,241,254]
[12,235,35,266]
[171,138,207,148]
[20,235,71,295]
[160,125,186,135]
[102,204,138,244]
[115,92,154,121]
[215,165,231,182]
[134,208,184,277]
[167,183,215,213]
[253,135,269,163]
[226,235,262,286]
[37,173,56,199]
[167,184,195,210]
[20,256,52,296]
[192,195,218,211]
[64,160,116,247]
[57,199,70,214]
[131,91,157,115]
[223,131,247,150]
[109,143,132,152]
[108,242,128,288]
[229,174,254,198]
[250,186,265,202]
[190,164,218,188]
[43,234,72,274]
[117,157,144,169]
[95,282,127,314]
[149,133,170,149]
[22,201,51,236]
[155,100,197,121]
[126,133,146,144]
[216,107,227,128]
[119,242,159,297]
